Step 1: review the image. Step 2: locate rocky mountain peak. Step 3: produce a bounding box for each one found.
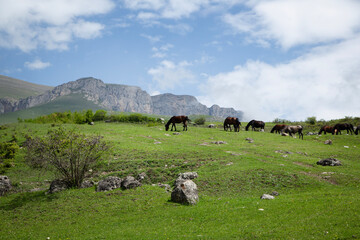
[0,77,243,119]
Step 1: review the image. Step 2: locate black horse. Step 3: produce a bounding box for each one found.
[224,117,241,132]
[165,116,190,131]
[270,124,287,134]
[245,120,265,131]
[282,125,304,140]
[355,125,360,135]
[332,123,354,135]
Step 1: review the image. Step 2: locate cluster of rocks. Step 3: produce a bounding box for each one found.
[245,138,254,143]
[96,175,143,192]
[317,158,342,166]
[46,171,200,206]
[211,141,227,145]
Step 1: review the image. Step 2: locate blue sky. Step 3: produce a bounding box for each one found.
[1,0,360,121]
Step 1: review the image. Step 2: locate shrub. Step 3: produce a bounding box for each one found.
[194,117,206,125]
[305,116,317,125]
[273,118,289,123]
[0,141,19,173]
[73,111,86,124]
[25,127,109,188]
[93,110,107,121]
[85,109,94,123]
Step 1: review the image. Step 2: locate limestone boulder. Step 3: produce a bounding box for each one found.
[96,176,122,192]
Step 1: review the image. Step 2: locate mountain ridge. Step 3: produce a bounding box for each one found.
[0,75,53,100]
[0,77,243,119]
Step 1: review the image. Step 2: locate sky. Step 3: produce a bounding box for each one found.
[0,0,360,121]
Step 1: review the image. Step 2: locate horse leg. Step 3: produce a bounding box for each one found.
[183,121,187,131]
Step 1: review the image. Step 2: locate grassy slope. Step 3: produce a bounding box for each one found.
[0,94,104,124]
[0,75,53,99]
[0,122,360,239]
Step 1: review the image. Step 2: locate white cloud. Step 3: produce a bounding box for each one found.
[148,60,195,90]
[198,35,360,121]
[25,59,51,70]
[151,43,173,58]
[0,0,114,52]
[121,0,243,21]
[141,34,162,43]
[224,0,360,49]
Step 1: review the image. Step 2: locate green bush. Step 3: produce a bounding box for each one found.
[305,116,317,125]
[25,127,109,188]
[0,141,19,173]
[194,117,206,125]
[85,109,94,123]
[93,110,107,121]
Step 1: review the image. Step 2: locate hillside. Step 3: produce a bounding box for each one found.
[0,94,103,124]
[0,75,53,100]
[0,122,359,239]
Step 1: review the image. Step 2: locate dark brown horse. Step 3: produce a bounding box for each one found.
[165,115,189,131]
[270,124,287,134]
[332,123,354,135]
[355,125,360,135]
[245,120,265,131]
[282,125,303,140]
[224,117,241,132]
[318,125,333,135]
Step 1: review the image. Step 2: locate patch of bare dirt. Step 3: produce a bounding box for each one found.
[299,171,338,185]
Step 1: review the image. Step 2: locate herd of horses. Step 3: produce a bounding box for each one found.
[165,116,360,139]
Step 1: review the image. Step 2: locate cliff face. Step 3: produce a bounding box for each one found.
[0,77,243,119]
[151,93,209,116]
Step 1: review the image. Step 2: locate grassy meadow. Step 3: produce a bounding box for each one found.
[0,121,360,239]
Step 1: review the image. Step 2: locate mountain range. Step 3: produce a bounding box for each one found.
[0,75,243,121]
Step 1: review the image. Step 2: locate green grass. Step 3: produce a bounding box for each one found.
[1,122,360,239]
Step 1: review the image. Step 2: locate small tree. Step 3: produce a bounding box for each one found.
[93,110,107,121]
[305,116,317,125]
[25,127,109,188]
[85,109,94,124]
[194,117,206,125]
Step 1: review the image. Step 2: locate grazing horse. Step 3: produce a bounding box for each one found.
[332,123,354,135]
[355,125,360,135]
[270,124,287,134]
[282,125,304,140]
[318,125,333,135]
[224,117,241,132]
[165,115,189,131]
[245,120,265,131]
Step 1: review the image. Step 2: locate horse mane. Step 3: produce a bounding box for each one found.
[245,120,254,131]
[270,125,276,133]
[165,118,173,127]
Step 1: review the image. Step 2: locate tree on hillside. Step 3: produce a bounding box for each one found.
[25,127,109,188]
